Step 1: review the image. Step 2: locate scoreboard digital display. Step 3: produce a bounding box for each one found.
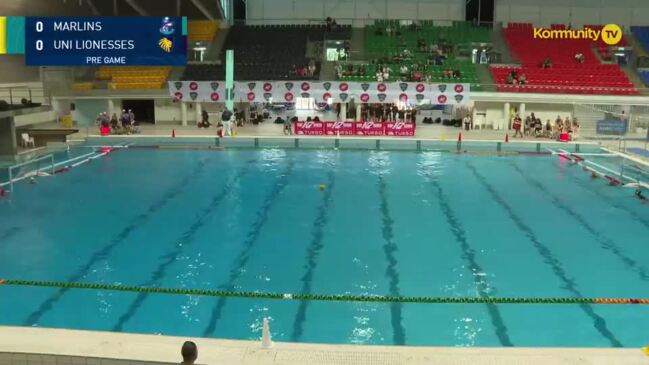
[24,16,187,66]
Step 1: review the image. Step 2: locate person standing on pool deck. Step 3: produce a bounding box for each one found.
[221,108,233,136]
[180,341,198,365]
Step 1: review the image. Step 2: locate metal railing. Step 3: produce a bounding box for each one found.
[0,86,50,106]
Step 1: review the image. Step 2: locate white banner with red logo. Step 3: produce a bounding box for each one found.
[168,81,225,102]
[170,81,470,105]
[294,121,416,136]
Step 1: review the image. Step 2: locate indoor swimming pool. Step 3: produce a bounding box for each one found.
[0,145,648,347]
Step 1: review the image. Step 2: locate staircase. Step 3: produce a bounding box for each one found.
[491,24,515,64]
[349,27,366,61]
[320,61,336,81]
[474,64,494,91]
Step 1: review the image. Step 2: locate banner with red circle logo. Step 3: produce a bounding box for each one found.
[171,81,470,105]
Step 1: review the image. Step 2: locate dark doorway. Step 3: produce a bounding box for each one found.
[122,99,155,124]
[233,0,246,21]
[465,0,494,25]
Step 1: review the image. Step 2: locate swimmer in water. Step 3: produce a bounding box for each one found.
[636,188,647,202]
[29,176,37,184]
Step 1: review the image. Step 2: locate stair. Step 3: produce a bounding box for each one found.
[627,32,649,59]
[349,27,366,61]
[474,64,494,91]
[320,61,336,81]
[491,24,515,64]
[620,65,648,94]
[206,26,230,62]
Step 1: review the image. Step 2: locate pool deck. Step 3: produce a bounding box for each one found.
[0,327,647,365]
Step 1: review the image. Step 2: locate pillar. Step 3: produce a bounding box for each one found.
[107,99,116,116]
[519,103,526,121]
[225,50,234,111]
[195,102,202,126]
[340,103,347,121]
[0,117,17,156]
[181,101,188,126]
[356,103,362,121]
[503,102,510,130]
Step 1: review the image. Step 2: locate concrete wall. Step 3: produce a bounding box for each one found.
[72,100,108,128]
[246,0,465,25]
[0,56,40,84]
[495,0,649,28]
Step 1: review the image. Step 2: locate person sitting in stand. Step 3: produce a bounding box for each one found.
[506,74,515,84]
[541,57,552,69]
[518,73,527,85]
[452,69,461,79]
[443,68,453,78]
[574,53,585,64]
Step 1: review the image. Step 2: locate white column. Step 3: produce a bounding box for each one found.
[181,102,188,126]
[503,102,510,130]
[195,102,202,126]
[356,104,362,121]
[107,99,115,116]
[340,103,347,121]
[519,103,526,121]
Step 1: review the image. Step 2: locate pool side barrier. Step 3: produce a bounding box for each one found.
[1,279,648,305]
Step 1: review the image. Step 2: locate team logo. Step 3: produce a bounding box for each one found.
[339,93,348,101]
[454,84,464,93]
[263,83,273,91]
[377,93,386,102]
[247,82,256,91]
[247,92,255,101]
[399,83,408,91]
[189,82,198,91]
[377,83,387,92]
[174,92,183,100]
[210,82,219,91]
[416,94,425,101]
[323,82,332,91]
[174,81,183,90]
[399,93,408,102]
[301,82,310,91]
[285,92,294,102]
[263,92,272,101]
[159,17,175,35]
[301,92,310,98]
[323,92,332,101]
[285,82,294,91]
[601,24,622,45]
[454,94,464,103]
[210,92,219,101]
[189,92,198,100]
[158,38,173,52]
[361,83,370,91]
[360,93,370,102]
[416,84,425,93]
[438,84,447,93]
[437,95,447,104]
[339,83,349,91]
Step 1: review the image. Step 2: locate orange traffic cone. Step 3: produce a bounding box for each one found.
[172,129,176,138]
[458,132,462,142]
[505,134,509,143]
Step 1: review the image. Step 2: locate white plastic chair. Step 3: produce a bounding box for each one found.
[21,133,35,148]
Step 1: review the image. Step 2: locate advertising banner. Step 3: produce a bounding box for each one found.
[294,121,416,137]
[167,81,225,103]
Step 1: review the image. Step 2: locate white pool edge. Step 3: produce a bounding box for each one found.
[0,326,647,365]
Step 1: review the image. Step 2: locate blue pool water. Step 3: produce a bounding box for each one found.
[0,147,648,347]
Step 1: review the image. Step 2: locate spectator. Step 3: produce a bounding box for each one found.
[518,73,527,85]
[308,59,316,77]
[199,109,210,128]
[506,74,514,84]
[221,108,233,136]
[452,69,461,78]
[386,25,392,37]
[181,341,198,365]
[399,65,409,76]
[575,53,585,64]
[541,57,552,69]
[110,113,119,133]
[325,17,333,31]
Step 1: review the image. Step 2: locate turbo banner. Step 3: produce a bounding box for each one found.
[169,81,470,105]
[295,121,416,136]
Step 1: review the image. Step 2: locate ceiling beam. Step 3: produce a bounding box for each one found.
[191,0,215,20]
[124,0,148,16]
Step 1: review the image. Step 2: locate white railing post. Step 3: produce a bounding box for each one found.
[261,318,272,349]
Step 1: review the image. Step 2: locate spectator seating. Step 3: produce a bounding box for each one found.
[495,23,637,95]
[586,24,628,61]
[639,70,649,86]
[71,82,94,91]
[96,66,170,89]
[182,24,348,80]
[491,64,637,95]
[338,59,479,85]
[188,20,219,43]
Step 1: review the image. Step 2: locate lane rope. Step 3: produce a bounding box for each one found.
[1,280,648,305]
